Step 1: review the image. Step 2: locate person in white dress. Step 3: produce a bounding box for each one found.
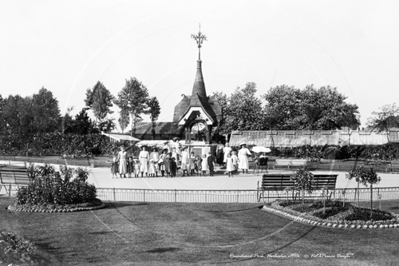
[117,146,127,178]
[180,147,189,176]
[201,154,209,176]
[150,147,160,177]
[139,146,149,177]
[223,142,232,163]
[238,144,252,174]
[225,153,234,177]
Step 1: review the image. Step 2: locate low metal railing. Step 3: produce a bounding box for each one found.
[96,187,399,203]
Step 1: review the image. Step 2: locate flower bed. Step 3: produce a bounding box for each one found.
[263,200,399,229]
[7,198,105,213]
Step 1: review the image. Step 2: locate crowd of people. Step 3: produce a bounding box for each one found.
[110,140,265,178]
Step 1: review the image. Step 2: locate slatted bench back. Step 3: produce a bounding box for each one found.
[260,173,337,191]
[0,168,31,185]
[312,174,337,190]
[260,174,294,190]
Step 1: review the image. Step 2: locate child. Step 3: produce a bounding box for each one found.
[164,153,172,177]
[127,156,134,178]
[189,152,196,175]
[225,153,234,177]
[148,159,156,177]
[111,155,118,178]
[201,154,208,176]
[231,151,239,174]
[194,155,202,176]
[134,159,141,178]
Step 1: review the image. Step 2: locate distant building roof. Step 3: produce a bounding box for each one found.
[101,132,140,142]
[131,122,183,140]
[173,60,222,125]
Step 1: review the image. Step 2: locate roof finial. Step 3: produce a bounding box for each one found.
[191,24,207,61]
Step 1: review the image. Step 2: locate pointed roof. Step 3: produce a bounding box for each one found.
[191,60,207,99]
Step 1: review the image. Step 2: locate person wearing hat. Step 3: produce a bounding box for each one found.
[163,141,172,153]
[139,146,149,177]
[238,143,252,174]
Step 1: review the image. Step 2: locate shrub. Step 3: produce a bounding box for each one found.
[345,207,394,221]
[16,164,96,205]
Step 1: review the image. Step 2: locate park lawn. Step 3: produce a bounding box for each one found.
[1,198,399,265]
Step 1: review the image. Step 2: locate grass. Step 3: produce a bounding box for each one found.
[1,198,399,265]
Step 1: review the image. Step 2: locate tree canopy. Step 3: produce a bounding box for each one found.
[114,77,150,136]
[367,103,399,132]
[215,82,264,134]
[85,81,114,122]
[213,83,359,134]
[262,85,360,130]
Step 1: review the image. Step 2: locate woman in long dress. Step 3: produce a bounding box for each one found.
[238,144,252,174]
[139,146,149,177]
[223,143,232,163]
[117,146,127,178]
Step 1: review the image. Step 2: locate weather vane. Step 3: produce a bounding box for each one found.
[191,24,207,60]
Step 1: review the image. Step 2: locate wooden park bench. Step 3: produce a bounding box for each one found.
[257,172,338,202]
[273,159,308,170]
[386,161,399,173]
[0,166,32,197]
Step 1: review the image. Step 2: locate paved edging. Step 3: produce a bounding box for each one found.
[262,203,399,229]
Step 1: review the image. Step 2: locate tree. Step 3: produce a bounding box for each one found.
[147,97,161,140]
[347,167,381,218]
[211,91,229,135]
[290,168,314,205]
[262,85,302,130]
[61,106,75,134]
[262,85,360,130]
[64,108,98,135]
[219,82,264,133]
[31,87,61,134]
[367,103,399,134]
[98,118,116,133]
[85,81,114,123]
[114,77,150,136]
[118,109,130,134]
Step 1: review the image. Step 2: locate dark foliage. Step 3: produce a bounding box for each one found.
[16,164,96,205]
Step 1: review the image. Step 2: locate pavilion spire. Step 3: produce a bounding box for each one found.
[191,24,207,61]
[190,24,208,99]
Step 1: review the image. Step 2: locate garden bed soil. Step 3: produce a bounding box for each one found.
[7,198,105,213]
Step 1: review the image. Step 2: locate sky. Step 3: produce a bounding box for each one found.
[1,0,398,130]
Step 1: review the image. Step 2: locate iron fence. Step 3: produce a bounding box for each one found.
[96,187,399,203]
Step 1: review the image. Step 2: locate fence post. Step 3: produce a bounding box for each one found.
[113,187,115,201]
[354,188,357,202]
[237,190,239,203]
[143,190,145,202]
[175,189,177,202]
